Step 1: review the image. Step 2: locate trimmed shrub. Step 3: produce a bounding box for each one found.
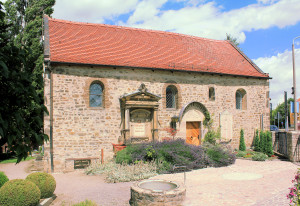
[252,153,268,161]
[259,130,265,153]
[265,131,274,157]
[239,129,246,151]
[26,172,56,198]
[0,179,41,206]
[0,171,9,188]
[253,130,260,152]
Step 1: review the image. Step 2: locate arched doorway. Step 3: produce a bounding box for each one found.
[178,102,210,146]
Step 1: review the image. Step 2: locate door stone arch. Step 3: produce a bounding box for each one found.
[178,102,210,145]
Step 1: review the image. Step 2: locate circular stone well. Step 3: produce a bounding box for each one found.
[130,179,186,206]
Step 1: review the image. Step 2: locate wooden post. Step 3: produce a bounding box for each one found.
[101,149,104,164]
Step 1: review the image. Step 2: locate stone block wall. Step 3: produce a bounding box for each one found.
[44,65,269,172]
[287,131,300,162]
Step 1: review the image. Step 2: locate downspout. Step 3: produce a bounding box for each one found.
[43,15,53,172]
[46,62,54,173]
[49,65,54,173]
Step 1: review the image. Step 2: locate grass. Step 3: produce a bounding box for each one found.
[0,156,35,164]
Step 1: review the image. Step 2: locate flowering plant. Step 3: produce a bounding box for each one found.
[287,169,300,205]
[164,127,179,140]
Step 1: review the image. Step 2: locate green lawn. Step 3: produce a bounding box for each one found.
[0,156,35,164]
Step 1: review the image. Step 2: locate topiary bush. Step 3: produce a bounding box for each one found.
[26,172,56,198]
[239,129,246,151]
[0,179,41,206]
[253,129,260,152]
[259,130,265,153]
[265,131,274,157]
[0,171,9,188]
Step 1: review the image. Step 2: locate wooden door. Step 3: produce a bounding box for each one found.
[186,122,200,146]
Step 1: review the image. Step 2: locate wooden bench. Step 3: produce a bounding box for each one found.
[65,157,99,169]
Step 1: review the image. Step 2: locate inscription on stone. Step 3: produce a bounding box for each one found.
[132,123,146,137]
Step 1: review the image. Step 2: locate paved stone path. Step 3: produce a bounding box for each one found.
[0,158,298,205]
[153,159,298,206]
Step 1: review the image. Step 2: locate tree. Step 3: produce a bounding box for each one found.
[271,98,293,127]
[259,130,265,153]
[265,131,273,157]
[4,0,55,97]
[239,129,246,151]
[253,129,260,151]
[225,33,240,48]
[0,0,54,162]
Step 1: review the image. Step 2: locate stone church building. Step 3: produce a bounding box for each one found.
[43,16,270,172]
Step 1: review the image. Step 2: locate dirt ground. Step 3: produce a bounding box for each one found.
[0,158,298,206]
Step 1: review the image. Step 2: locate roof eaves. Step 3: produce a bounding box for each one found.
[49,61,272,79]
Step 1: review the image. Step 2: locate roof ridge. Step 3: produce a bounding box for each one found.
[47,16,224,43]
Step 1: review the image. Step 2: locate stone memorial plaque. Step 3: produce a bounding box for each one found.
[132,123,146,137]
[220,111,233,141]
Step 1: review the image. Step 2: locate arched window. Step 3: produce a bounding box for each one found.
[89,82,103,107]
[209,87,215,101]
[166,86,177,108]
[236,89,247,110]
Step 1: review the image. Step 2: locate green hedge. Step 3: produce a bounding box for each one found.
[0,179,41,206]
[26,172,56,198]
[0,171,9,188]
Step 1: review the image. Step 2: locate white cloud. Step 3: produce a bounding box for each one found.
[121,0,300,43]
[127,0,168,25]
[52,0,139,23]
[254,48,300,106]
[52,0,300,43]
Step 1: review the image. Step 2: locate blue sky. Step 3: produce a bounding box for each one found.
[52,0,300,106]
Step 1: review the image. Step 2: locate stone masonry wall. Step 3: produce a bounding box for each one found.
[44,65,270,172]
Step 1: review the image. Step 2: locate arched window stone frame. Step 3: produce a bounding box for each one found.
[89,82,104,107]
[166,85,178,109]
[209,87,215,101]
[236,89,247,110]
[162,82,181,110]
[84,78,108,109]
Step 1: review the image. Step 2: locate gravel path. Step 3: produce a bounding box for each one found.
[0,158,298,206]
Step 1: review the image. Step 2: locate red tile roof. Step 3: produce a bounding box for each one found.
[44,16,269,79]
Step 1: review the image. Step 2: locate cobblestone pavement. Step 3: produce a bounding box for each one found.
[152,159,298,206]
[0,158,298,206]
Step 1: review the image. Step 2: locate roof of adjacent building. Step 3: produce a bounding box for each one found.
[44,16,270,79]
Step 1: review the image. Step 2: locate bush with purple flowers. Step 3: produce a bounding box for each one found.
[115,139,235,173]
[287,169,300,205]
